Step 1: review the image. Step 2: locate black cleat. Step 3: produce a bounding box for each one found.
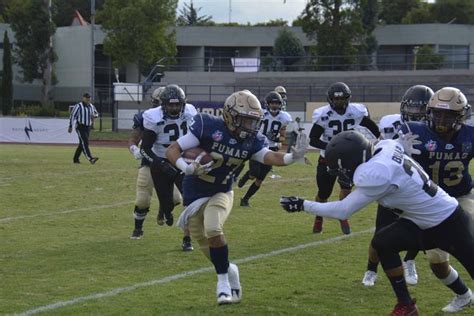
[240,198,249,207]
[73,160,80,164]
[130,229,144,240]
[90,157,99,164]
[157,210,165,226]
[182,236,194,251]
[165,213,174,226]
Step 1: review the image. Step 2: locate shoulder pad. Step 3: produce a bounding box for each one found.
[354,162,391,188]
[348,103,369,116]
[280,111,292,124]
[312,106,330,124]
[184,103,198,117]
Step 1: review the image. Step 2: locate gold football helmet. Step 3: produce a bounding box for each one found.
[427,87,469,134]
[223,90,263,140]
[151,86,166,108]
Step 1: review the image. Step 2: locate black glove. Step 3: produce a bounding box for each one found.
[266,130,279,142]
[280,196,304,212]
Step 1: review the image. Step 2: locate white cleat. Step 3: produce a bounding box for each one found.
[403,260,418,285]
[228,263,242,303]
[216,278,232,305]
[362,270,377,287]
[442,289,474,313]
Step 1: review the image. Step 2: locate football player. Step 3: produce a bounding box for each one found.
[309,82,380,234]
[128,86,183,240]
[138,84,197,251]
[281,130,474,315]
[399,87,474,313]
[238,91,292,206]
[274,85,288,110]
[166,90,307,305]
[362,85,434,287]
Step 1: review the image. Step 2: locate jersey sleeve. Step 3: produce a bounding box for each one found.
[281,111,292,127]
[354,161,393,197]
[185,103,198,117]
[132,112,143,130]
[351,103,369,117]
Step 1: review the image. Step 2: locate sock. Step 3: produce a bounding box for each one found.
[367,260,378,273]
[388,275,412,304]
[243,183,260,201]
[134,218,144,230]
[240,171,250,184]
[404,250,418,262]
[210,245,229,274]
[441,267,469,295]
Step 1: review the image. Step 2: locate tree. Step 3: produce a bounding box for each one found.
[379,0,420,24]
[7,0,56,106]
[52,0,104,27]
[97,0,178,79]
[402,3,435,24]
[1,30,13,115]
[177,0,214,26]
[415,45,444,70]
[359,0,379,69]
[299,0,365,71]
[273,28,305,70]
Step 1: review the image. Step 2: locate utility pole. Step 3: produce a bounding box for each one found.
[228,0,232,23]
[90,0,96,98]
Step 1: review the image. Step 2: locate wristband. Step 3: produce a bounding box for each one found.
[283,153,294,165]
[175,157,189,173]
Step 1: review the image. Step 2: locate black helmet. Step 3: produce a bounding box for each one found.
[400,85,434,122]
[160,84,186,118]
[264,91,283,115]
[327,82,351,113]
[325,130,373,187]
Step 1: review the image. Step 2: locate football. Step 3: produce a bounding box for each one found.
[182,147,213,164]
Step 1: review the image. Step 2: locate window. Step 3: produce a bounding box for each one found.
[438,45,469,69]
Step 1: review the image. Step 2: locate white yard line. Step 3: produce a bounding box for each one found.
[14,227,374,316]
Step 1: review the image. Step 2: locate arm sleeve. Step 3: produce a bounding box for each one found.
[309,124,327,149]
[302,188,378,220]
[140,129,159,164]
[360,116,381,138]
[176,132,200,151]
[251,147,271,163]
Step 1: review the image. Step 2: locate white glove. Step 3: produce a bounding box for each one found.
[129,145,142,160]
[397,131,421,156]
[179,152,214,176]
[291,132,309,163]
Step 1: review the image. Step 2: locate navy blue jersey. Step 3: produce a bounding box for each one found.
[182,113,267,205]
[132,111,145,130]
[402,122,473,197]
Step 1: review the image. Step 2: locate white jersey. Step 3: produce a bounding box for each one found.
[378,113,402,140]
[143,103,198,158]
[260,110,292,148]
[355,139,458,229]
[312,103,368,156]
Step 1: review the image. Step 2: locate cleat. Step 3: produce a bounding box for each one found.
[73,160,80,164]
[216,280,232,305]
[390,299,419,316]
[313,216,323,233]
[182,236,193,252]
[130,229,143,240]
[240,198,249,207]
[362,270,377,287]
[157,209,165,226]
[403,260,418,285]
[340,219,351,235]
[228,263,242,303]
[165,213,174,226]
[90,157,99,164]
[442,289,474,313]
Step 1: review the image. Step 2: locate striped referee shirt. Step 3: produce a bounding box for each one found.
[69,102,98,127]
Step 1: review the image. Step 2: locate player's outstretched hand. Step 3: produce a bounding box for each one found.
[397,131,421,156]
[290,132,308,163]
[280,196,304,212]
[185,152,214,176]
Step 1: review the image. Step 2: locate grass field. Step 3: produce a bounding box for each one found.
[1,144,472,315]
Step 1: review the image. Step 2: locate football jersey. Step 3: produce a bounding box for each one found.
[132,111,145,130]
[143,104,198,158]
[260,110,292,148]
[378,113,402,140]
[182,113,268,205]
[355,139,458,229]
[401,122,473,198]
[312,103,368,156]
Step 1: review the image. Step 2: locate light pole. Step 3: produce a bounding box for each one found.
[90,0,95,98]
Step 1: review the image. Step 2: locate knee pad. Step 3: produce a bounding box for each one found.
[135,167,153,208]
[133,206,149,220]
[204,192,233,238]
[426,248,450,264]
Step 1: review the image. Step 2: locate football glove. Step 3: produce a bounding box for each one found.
[265,130,280,142]
[291,132,308,163]
[396,131,421,156]
[184,152,214,176]
[280,196,304,212]
[129,145,143,160]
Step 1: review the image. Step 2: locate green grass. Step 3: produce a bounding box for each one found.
[0,144,472,315]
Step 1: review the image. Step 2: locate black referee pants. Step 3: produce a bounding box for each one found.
[74,124,93,161]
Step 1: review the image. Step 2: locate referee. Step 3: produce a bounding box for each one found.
[68,93,99,164]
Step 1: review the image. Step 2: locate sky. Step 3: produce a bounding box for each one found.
[177,0,308,25]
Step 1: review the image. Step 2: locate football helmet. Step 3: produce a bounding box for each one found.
[223,90,264,140]
[264,91,283,116]
[160,84,186,118]
[427,87,469,135]
[325,130,373,187]
[151,86,165,108]
[274,85,287,110]
[327,82,351,113]
[400,85,433,122]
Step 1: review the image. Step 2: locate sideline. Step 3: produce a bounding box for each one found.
[15,227,374,316]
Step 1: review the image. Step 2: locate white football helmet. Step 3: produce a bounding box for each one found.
[223,90,263,140]
[427,87,469,134]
